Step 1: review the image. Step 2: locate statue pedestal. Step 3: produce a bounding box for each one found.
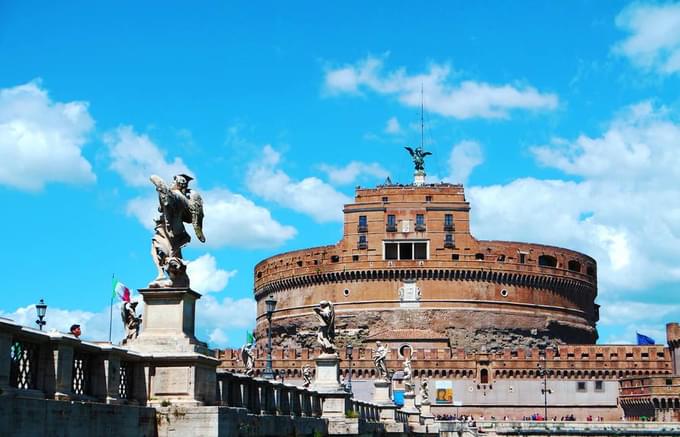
[373,380,398,423]
[125,287,218,406]
[419,402,435,425]
[126,287,210,355]
[313,354,350,418]
[414,170,425,186]
[401,392,421,425]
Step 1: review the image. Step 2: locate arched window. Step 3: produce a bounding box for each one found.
[538,255,558,268]
[480,368,489,384]
[567,260,581,272]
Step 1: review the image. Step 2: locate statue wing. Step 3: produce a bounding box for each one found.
[422,151,432,157]
[404,146,414,157]
[189,191,206,243]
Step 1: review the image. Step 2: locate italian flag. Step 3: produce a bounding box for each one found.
[112,277,131,302]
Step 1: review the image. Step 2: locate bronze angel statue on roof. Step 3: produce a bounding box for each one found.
[405,146,432,172]
[148,173,206,288]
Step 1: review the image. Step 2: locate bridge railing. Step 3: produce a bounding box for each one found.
[0,317,148,404]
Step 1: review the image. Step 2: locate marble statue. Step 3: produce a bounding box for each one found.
[404,146,432,172]
[403,356,414,393]
[240,342,255,376]
[313,300,335,354]
[373,341,388,380]
[148,174,205,288]
[420,378,430,405]
[302,365,312,388]
[121,301,142,342]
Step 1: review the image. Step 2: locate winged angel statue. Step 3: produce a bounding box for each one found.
[148,174,206,288]
[404,146,432,172]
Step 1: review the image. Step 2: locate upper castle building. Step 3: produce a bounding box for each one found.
[254,176,599,352]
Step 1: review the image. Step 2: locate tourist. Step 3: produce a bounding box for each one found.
[69,324,81,338]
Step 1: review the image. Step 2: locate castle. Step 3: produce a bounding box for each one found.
[219,165,680,421]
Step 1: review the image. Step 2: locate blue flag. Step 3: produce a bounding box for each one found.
[636,332,656,345]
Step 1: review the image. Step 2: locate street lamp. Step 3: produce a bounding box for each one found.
[346,344,354,395]
[537,349,552,420]
[263,295,277,380]
[35,299,47,331]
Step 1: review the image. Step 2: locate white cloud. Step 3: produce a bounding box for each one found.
[197,295,256,347]
[323,56,558,119]
[186,254,237,294]
[614,2,680,75]
[0,81,96,191]
[111,128,297,249]
[446,140,484,184]
[105,125,192,187]
[468,101,680,293]
[246,145,351,222]
[385,116,402,134]
[319,161,389,185]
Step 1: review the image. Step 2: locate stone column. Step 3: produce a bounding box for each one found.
[401,391,421,426]
[52,342,75,400]
[373,379,398,423]
[312,353,350,418]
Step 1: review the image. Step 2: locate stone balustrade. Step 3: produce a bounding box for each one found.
[0,317,148,405]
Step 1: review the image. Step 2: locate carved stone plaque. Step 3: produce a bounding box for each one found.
[153,366,191,395]
[399,279,421,308]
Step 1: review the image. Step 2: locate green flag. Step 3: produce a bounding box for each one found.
[246,331,254,344]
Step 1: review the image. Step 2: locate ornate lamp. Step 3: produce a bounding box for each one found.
[35,299,47,331]
[263,295,277,380]
[347,343,354,394]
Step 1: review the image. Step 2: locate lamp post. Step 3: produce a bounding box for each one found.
[537,349,552,420]
[263,295,277,380]
[35,299,47,331]
[346,343,354,395]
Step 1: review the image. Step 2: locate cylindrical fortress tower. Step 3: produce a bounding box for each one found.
[254,183,598,352]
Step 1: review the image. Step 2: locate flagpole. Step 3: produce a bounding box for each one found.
[109,274,114,343]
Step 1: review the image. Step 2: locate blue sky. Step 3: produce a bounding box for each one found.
[2,1,680,347]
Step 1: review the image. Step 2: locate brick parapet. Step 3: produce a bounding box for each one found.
[218,345,671,380]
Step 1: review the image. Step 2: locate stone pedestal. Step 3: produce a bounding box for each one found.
[414,171,425,186]
[313,354,350,418]
[373,380,398,422]
[419,402,435,425]
[126,288,210,355]
[125,287,218,406]
[401,392,421,426]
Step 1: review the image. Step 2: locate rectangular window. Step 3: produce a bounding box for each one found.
[399,242,413,260]
[414,243,427,259]
[595,380,603,392]
[444,214,453,226]
[416,214,424,225]
[577,382,586,392]
[382,196,388,203]
[387,215,396,225]
[519,253,527,264]
[385,243,398,260]
[445,234,453,242]
[425,195,432,202]
[358,235,367,243]
[383,241,428,260]
[359,215,367,226]
[667,379,673,386]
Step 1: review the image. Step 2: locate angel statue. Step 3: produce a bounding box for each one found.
[314,300,336,355]
[404,146,432,172]
[121,301,142,343]
[148,174,206,288]
[374,341,388,381]
[302,365,313,388]
[420,378,430,405]
[403,356,414,393]
[240,342,255,376]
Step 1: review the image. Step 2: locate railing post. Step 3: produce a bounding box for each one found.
[49,338,76,400]
[0,329,13,391]
[291,387,302,416]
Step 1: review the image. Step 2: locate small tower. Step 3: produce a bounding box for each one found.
[667,323,680,374]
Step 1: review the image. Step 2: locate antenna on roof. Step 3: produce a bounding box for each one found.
[420,83,424,150]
